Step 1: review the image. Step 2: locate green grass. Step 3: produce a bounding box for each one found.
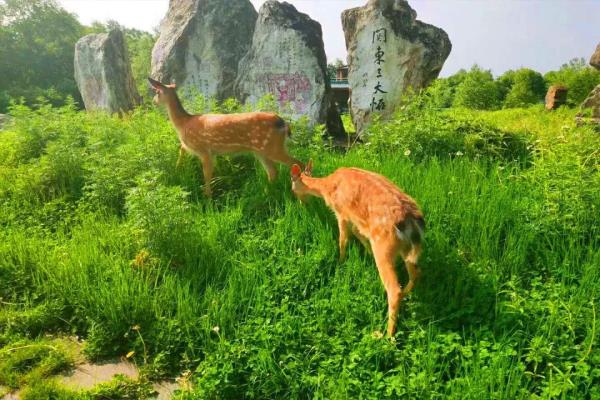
[0,99,598,398]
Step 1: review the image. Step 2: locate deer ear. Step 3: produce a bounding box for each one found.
[305,159,313,176]
[148,77,164,91]
[291,164,302,179]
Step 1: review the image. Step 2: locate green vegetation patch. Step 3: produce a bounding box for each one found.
[0,94,598,398]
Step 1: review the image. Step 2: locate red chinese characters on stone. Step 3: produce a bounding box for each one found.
[259,72,312,112]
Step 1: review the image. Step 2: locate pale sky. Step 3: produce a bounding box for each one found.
[56,0,600,77]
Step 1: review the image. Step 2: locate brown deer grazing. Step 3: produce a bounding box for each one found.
[291,161,425,336]
[148,77,303,196]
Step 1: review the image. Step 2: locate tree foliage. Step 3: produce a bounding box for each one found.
[327,58,345,80]
[0,0,85,112]
[452,66,502,110]
[544,58,600,105]
[498,68,546,108]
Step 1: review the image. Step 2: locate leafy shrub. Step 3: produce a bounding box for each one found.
[544,58,600,105]
[424,69,468,109]
[125,173,193,263]
[364,94,533,163]
[0,91,10,113]
[452,66,502,110]
[498,68,546,108]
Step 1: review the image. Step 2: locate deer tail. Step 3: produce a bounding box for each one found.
[395,216,425,246]
[274,116,292,137]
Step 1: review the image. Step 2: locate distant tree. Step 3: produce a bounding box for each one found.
[0,0,85,111]
[544,58,600,105]
[426,69,468,108]
[327,58,345,80]
[498,68,546,108]
[453,65,502,110]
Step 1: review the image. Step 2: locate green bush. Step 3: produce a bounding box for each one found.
[544,58,600,105]
[364,94,533,164]
[498,68,546,108]
[452,66,502,110]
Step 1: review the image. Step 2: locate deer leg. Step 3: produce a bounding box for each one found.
[269,151,304,169]
[256,155,277,182]
[176,145,186,169]
[400,244,422,297]
[372,241,403,337]
[337,218,350,262]
[351,225,372,253]
[198,152,213,197]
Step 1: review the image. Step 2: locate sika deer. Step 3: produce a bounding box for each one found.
[291,161,425,336]
[148,77,303,196]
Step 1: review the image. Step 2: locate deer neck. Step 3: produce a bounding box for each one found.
[165,93,191,128]
[301,175,333,200]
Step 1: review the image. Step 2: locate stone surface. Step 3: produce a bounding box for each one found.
[545,85,568,110]
[59,360,139,389]
[74,29,141,113]
[590,43,600,70]
[235,1,344,136]
[581,84,600,118]
[342,0,451,132]
[151,0,257,101]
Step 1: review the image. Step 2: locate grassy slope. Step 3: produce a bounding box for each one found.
[0,101,598,398]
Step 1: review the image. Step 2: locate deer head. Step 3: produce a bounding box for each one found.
[148,77,177,106]
[290,159,313,203]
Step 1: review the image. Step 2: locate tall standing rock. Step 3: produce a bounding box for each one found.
[581,42,600,120]
[342,0,451,132]
[235,1,344,137]
[582,86,600,118]
[151,0,257,101]
[590,43,600,70]
[74,29,141,113]
[545,85,568,110]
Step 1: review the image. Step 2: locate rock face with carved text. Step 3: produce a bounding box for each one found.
[342,0,451,132]
[151,0,257,101]
[74,29,141,113]
[235,1,344,136]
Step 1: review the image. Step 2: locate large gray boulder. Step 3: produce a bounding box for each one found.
[582,85,600,118]
[74,29,141,113]
[151,0,257,101]
[580,43,600,122]
[235,1,344,137]
[342,0,451,132]
[590,43,600,70]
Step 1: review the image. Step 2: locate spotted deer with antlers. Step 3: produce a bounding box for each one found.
[291,161,425,336]
[148,77,303,196]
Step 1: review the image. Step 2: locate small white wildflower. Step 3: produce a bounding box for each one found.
[455,151,464,157]
[212,326,220,333]
[404,149,411,156]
